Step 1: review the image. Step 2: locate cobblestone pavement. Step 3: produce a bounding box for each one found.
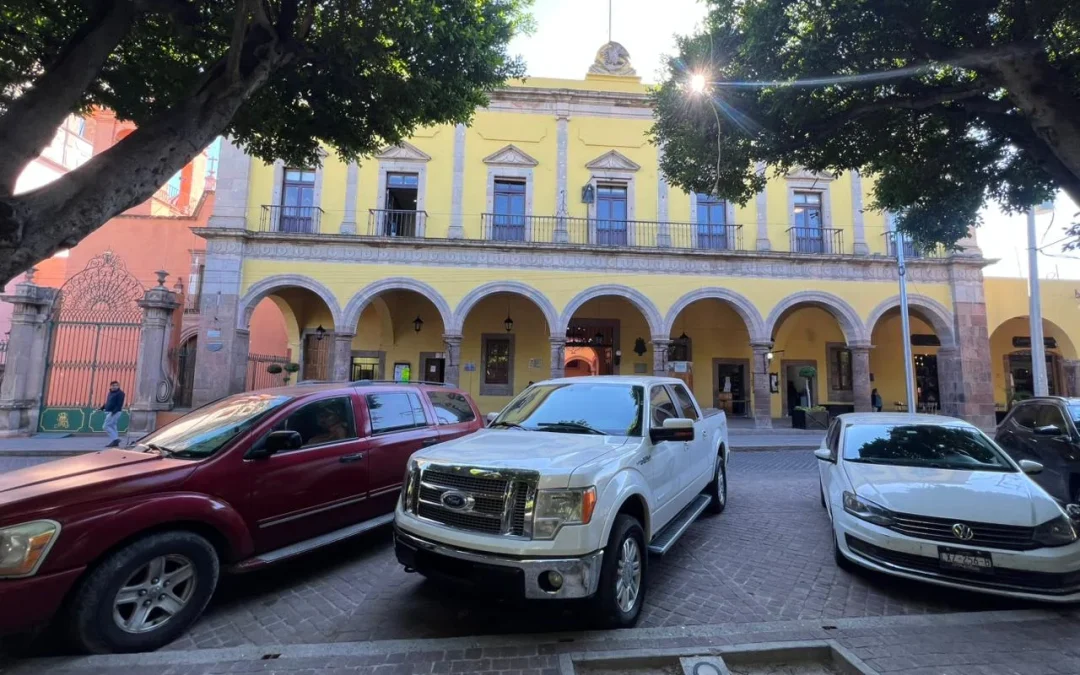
[159,451,1026,650]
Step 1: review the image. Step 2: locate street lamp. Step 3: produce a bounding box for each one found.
[504,313,514,333]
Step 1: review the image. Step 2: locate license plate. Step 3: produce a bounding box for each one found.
[938,547,994,573]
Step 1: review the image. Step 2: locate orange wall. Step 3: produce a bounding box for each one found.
[249,301,291,358]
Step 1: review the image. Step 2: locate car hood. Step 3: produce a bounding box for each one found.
[843,462,1061,527]
[0,450,197,520]
[413,429,631,488]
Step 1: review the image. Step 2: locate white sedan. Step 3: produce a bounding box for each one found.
[816,413,1080,602]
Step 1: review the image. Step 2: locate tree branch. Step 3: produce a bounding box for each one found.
[0,0,136,197]
[226,0,254,80]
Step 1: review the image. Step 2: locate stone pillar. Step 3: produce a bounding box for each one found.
[939,263,995,428]
[449,124,466,238]
[331,333,355,381]
[651,338,671,378]
[340,163,359,234]
[850,344,873,413]
[549,338,566,380]
[754,163,771,251]
[851,170,870,255]
[1064,360,1080,397]
[554,103,570,244]
[0,270,57,436]
[129,272,181,434]
[751,343,773,429]
[443,334,462,387]
[656,144,672,248]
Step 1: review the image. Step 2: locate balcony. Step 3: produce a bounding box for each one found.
[368,209,428,238]
[883,232,946,259]
[260,205,323,234]
[479,214,745,251]
[787,227,844,254]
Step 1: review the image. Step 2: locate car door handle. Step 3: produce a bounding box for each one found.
[339,453,364,463]
[422,438,440,447]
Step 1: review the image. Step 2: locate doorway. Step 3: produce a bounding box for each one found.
[782,360,817,416]
[1007,351,1062,402]
[713,359,748,417]
[422,355,446,383]
[384,172,419,236]
[565,319,619,375]
[913,353,940,412]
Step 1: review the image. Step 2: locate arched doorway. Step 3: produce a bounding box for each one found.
[350,289,449,382]
[559,285,663,380]
[990,317,1079,408]
[564,347,599,377]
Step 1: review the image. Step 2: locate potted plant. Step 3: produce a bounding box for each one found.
[265,363,283,385]
[283,362,300,384]
[792,405,829,429]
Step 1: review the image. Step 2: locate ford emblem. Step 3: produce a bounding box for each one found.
[440,490,475,512]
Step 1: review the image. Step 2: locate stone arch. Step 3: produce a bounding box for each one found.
[866,295,956,348]
[342,277,453,333]
[237,274,343,331]
[989,315,1078,361]
[765,290,867,344]
[559,284,664,338]
[451,281,559,337]
[664,288,768,344]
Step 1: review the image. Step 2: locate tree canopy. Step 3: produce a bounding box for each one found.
[0,0,530,285]
[650,0,1080,248]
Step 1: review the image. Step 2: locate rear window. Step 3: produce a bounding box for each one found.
[428,391,476,425]
[843,424,1014,472]
[366,392,428,434]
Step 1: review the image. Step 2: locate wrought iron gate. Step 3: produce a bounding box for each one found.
[172,336,197,408]
[39,252,145,433]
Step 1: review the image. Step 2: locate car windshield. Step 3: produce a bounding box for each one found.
[492,382,644,437]
[135,393,292,459]
[843,424,1014,472]
[1068,405,1080,426]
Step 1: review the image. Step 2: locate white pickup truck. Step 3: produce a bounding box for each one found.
[394,375,729,627]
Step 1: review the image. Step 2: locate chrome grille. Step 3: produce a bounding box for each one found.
[889,513,1037,551]
[415,465,536,537]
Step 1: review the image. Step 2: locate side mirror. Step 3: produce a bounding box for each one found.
[1066,503,1080,522]
[250,430,302,459]
[650,417,695,443]
[1018,459,1043,475]
[813,448,834,463]
[1034,424,1062,436]
[486,412,499,426]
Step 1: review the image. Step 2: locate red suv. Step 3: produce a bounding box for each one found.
[0,382,482,653]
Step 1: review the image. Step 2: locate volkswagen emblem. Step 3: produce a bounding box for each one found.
[951,523,974,541]
[440,490,475,512]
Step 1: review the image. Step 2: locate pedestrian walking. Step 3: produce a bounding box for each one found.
[871,388,883,413]
[101,381,125,448]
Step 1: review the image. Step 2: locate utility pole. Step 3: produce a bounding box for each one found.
[896,233,916,413]
[1027,206,1049,396]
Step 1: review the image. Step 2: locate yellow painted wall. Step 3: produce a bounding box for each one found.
[667,299,753,410]
[869,314,936,409]
[348,290,448,379]
[566,116,656,232]
[771,307,847,417]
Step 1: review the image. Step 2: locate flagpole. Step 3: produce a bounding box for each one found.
[608,0,613,43]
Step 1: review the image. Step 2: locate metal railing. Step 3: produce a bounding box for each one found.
[883,232,946,259]
[479,214,745,251]
[260,205,323,234]
[787,227,845,254]
[368,209,427,238]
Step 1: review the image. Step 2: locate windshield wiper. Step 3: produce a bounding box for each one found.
[490,421,526,430]
[144,443,176,457]
[537,421,605,435]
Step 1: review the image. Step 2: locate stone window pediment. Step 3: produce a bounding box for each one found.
[586,149,641,172]
[483,144,539,167]
[376,141,431,162]
[785,167,835,182]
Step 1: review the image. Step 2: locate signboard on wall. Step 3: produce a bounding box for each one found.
[1012,336,1057,349]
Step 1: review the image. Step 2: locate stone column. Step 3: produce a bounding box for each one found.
[339,162,359,234]
[443,334,462,387]
[656,144,671,248]
[554,102,570,244]
[129,272,181,434]
[1064,360,1080,397]
[449,124,466,238]
[938,263,995,428]
[754,163,771,251]
[0,270,57,436]
[651,338,671,378]
[850,343,873,413]
[751,343,773,429]
[331,333,355,381]
[549,337,566,380]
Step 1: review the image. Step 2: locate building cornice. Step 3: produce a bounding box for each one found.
[196,228,991,284]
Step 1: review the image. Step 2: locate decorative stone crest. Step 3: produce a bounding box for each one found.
[586,149,641,172]
[483,144,539,167]
[588,41,636,77]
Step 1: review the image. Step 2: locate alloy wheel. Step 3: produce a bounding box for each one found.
[614,536,642,613]
[112,554,197,634]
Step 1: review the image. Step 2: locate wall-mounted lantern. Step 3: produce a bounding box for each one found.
[413,315,424,333]
[581,183,595,204]
[315,325,327,341]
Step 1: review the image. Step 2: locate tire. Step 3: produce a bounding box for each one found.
[66,531,219,654]
[819,480,826,509]
[704,454,727,515]
[833,531,855,572]
[592,514,646,628]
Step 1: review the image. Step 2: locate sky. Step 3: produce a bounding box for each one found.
[509,0,1080,280]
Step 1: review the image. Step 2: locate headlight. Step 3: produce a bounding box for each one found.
[533,487,597,540]
[1033,515,1079,547]
[401,460,419,513]
[0,520,61,578]
[842,492,895,527]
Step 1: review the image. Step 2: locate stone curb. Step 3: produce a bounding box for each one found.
[11,609,1061,671]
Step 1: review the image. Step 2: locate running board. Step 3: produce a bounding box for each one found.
[231,513,395,572]
[647,494,711,556]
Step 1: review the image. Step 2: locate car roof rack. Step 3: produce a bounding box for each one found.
[349,379,453,387]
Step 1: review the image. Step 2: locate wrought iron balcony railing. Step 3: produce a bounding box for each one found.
[883,232,946,258]
[479,214,745,251]
[260,205,323,234]
[787,227,845,254]
[368,209,427,238]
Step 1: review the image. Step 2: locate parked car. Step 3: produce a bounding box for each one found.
[816,413,1080,602]
[994,396,1080,505]
[0,381,483,653]
[394,376,729,627]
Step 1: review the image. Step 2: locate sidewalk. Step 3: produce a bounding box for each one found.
[729,428,824,451]
[0,435,115,456]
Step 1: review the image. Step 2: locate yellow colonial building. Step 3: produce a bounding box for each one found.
[191,43,1080,428]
